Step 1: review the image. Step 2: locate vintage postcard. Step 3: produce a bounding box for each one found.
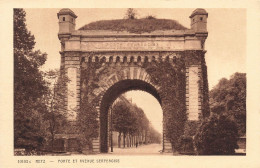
[1,0,260,168]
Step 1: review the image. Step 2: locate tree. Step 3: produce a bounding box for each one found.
[210,72,246,136]
[125,8,137,19]
[112,100,132,147]
[43,69,68,151]
[194,114,239,155]
[133,106,149,144]
[14,8,48,151]
[112,95,161,148]
[147,125,161,144]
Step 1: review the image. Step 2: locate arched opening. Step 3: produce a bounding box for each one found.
[110,91,163,154]
[99,79,162,153]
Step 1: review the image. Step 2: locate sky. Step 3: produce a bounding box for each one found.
[24,8,246,134]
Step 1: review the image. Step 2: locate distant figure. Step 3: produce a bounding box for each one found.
[136,142,138,148]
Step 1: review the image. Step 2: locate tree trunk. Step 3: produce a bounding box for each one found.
[127,134,129,147]
[132,135,134,147]
[132,136,134,147]
[123,133,126,148]
[50,122,55,152]
[118,132,121,148]
[134,136,136,146]
[131,135,132,147]
[145,130,147,144]
[51,135,54,152]
[171,142,176,154]
[128,134,130,147]
[130,135,132,147]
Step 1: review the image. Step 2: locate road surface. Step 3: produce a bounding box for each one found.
[106,143,174,155]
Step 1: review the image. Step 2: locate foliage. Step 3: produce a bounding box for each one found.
[183,121,200,136]
[194,114,239,155]
[200,61,210,118]
[147,125,162,144]
[112,100,134,135]
[79,18,187,33]
[209,72,246,136]
[77,101,99,149]
[133,106,149,136]
[112,96,161,145]
[125,8,138,19]
[145,15,156,19]
[14,8,48,150]
[144,59,186,151]
[178,136,195,154]
[179,121,200,154]
[43,69,69,151]
[77,61,106,149]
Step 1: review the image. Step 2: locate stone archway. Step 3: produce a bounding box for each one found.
[79,59,169,153]
[98,79,162,153]
[56,8,210,154]
[78,51,185,153]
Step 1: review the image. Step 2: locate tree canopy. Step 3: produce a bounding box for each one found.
[112,96,161,144]
[194,114,239,155]
[209,72,246,136]
[112,100,135,134]
[125,8,138,19]
[43,69,69,151]
[14,8,48,150]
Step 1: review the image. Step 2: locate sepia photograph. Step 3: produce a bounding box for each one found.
[1,1,260,167]
[13,8,246,156]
